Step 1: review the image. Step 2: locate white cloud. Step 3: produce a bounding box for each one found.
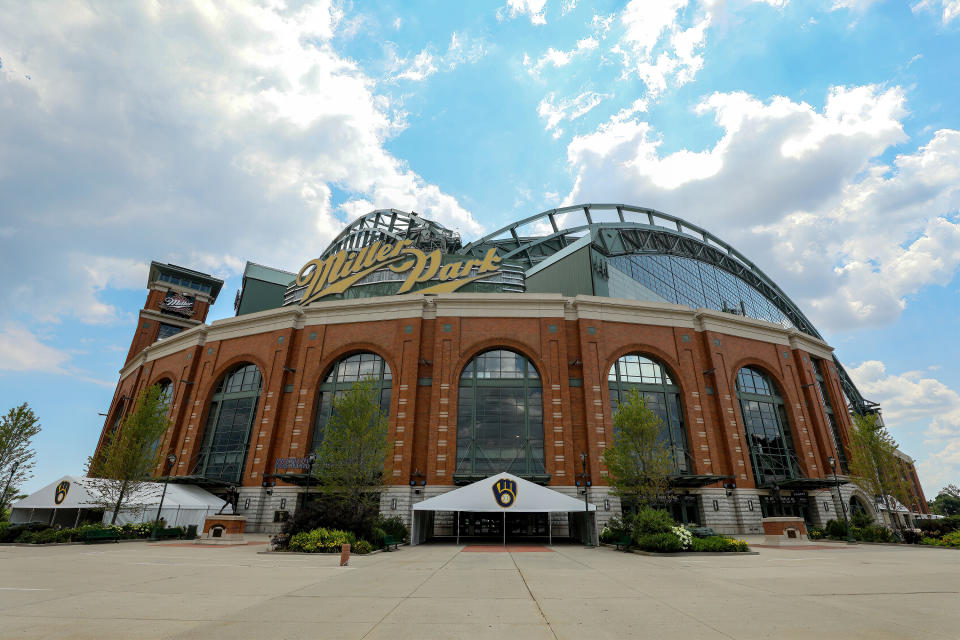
[538,91,608,137]
[396,50,438,81]
[912,0,960,24]
[0,325,70,373]
[831,0,883,11]
[391,32,487,82]
[524,37,598,77]
[564,84,960,331]
[610,0,711,97]
[849,360,960,496]
[561,0,579,15]
[499,0,548,25]
[0,2,482,333]
[849,361,960,437]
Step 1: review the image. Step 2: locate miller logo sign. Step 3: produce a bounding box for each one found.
[296,240,502,305]
[161,292,195,316]
[492,478,517,508]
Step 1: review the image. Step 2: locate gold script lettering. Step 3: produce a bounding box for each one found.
[298,244,502,304]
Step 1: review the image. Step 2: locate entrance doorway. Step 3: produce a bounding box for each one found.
[457,512,550,541]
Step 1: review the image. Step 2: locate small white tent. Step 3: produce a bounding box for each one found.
[10,475,226,530]
[411,472,597,545]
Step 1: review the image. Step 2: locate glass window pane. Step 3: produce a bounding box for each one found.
[456,349,544,476]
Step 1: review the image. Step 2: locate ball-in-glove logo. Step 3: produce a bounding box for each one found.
[54,480,70,505]
[492,478,517,508]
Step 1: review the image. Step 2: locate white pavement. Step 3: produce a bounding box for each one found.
[1,536,959,639]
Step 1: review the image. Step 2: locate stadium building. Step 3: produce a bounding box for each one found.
[96,205,929,539]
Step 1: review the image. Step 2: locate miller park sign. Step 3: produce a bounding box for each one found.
[295,239,504,305]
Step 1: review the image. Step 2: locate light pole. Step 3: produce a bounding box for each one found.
[828,456,853,543]
[0,460,20,516]
[151,454,177,540]
[306,452,317,503]
[579,452,593,548]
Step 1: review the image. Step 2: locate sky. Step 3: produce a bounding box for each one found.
[2,0,960,499]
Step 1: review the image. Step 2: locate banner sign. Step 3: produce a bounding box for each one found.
[161,291,195,316]
[296,240,502,305]
[275,456,311,472]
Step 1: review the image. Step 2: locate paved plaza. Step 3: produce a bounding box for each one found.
[1,536,958,639]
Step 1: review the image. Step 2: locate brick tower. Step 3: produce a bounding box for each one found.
[124,262,224,364]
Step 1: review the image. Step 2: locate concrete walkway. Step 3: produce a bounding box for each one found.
[1,536,958,639]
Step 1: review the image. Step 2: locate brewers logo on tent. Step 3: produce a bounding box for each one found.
[54,480,70,505]
[492,478,517,508]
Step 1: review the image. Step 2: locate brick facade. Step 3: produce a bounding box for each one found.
[97,292,927,534]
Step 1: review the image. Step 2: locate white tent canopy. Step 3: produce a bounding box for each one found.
[410,472,597,545]
[10,475,226,530]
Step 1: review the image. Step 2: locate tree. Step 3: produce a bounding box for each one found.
[601,389,673,510]
[82,385,170,524]
[0,403,42,518]
[847,412,912,530]
[310,378,390,527]
[930,485,960,516]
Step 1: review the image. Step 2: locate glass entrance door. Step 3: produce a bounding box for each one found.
[457,512,549,540]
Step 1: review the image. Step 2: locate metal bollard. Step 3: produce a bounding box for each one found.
[340,543,351,566]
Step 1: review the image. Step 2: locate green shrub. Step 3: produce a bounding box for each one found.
[288,527,357,553]
[808,526,824,540]
[631,507,676,541]
[867,525,893,543]
[14,530,35,543]
[370,526,386,547]
[604,515,630,538]
[850,511,873,528]
[689,536,750,552]
[376,515,409,543]
[352,540,374,554]
[917,516,960,538]
[942,531,960,547]
[921,536,944,546]
[636,532,682,553]
[825,519,848,539]
[599,527,616,544]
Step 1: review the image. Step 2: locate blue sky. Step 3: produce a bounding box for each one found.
[2,0,960,498]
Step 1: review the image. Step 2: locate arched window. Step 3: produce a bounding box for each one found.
[608,354,690,474]
[311,353,392,451]
[195,364,262,483]
[455,349,545,480]
[735,367,800,487]
[148,380,174,464]
[157,379,174,414]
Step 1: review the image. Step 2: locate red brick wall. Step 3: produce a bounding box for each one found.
[96,308,891,495]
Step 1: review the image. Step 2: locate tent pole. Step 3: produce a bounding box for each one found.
[503,511,506,547]
[74,508,82,528]
[548,513,552,546]
[456,511,460,545]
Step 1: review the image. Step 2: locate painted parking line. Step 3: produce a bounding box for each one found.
[0,587,50,591]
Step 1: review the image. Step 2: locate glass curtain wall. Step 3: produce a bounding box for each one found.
[455,349,545,478]
[195,364,262,483]
[813,359,848,473]
[310,352,392,451]
[607,354,691,474]
[735,367,801,487]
